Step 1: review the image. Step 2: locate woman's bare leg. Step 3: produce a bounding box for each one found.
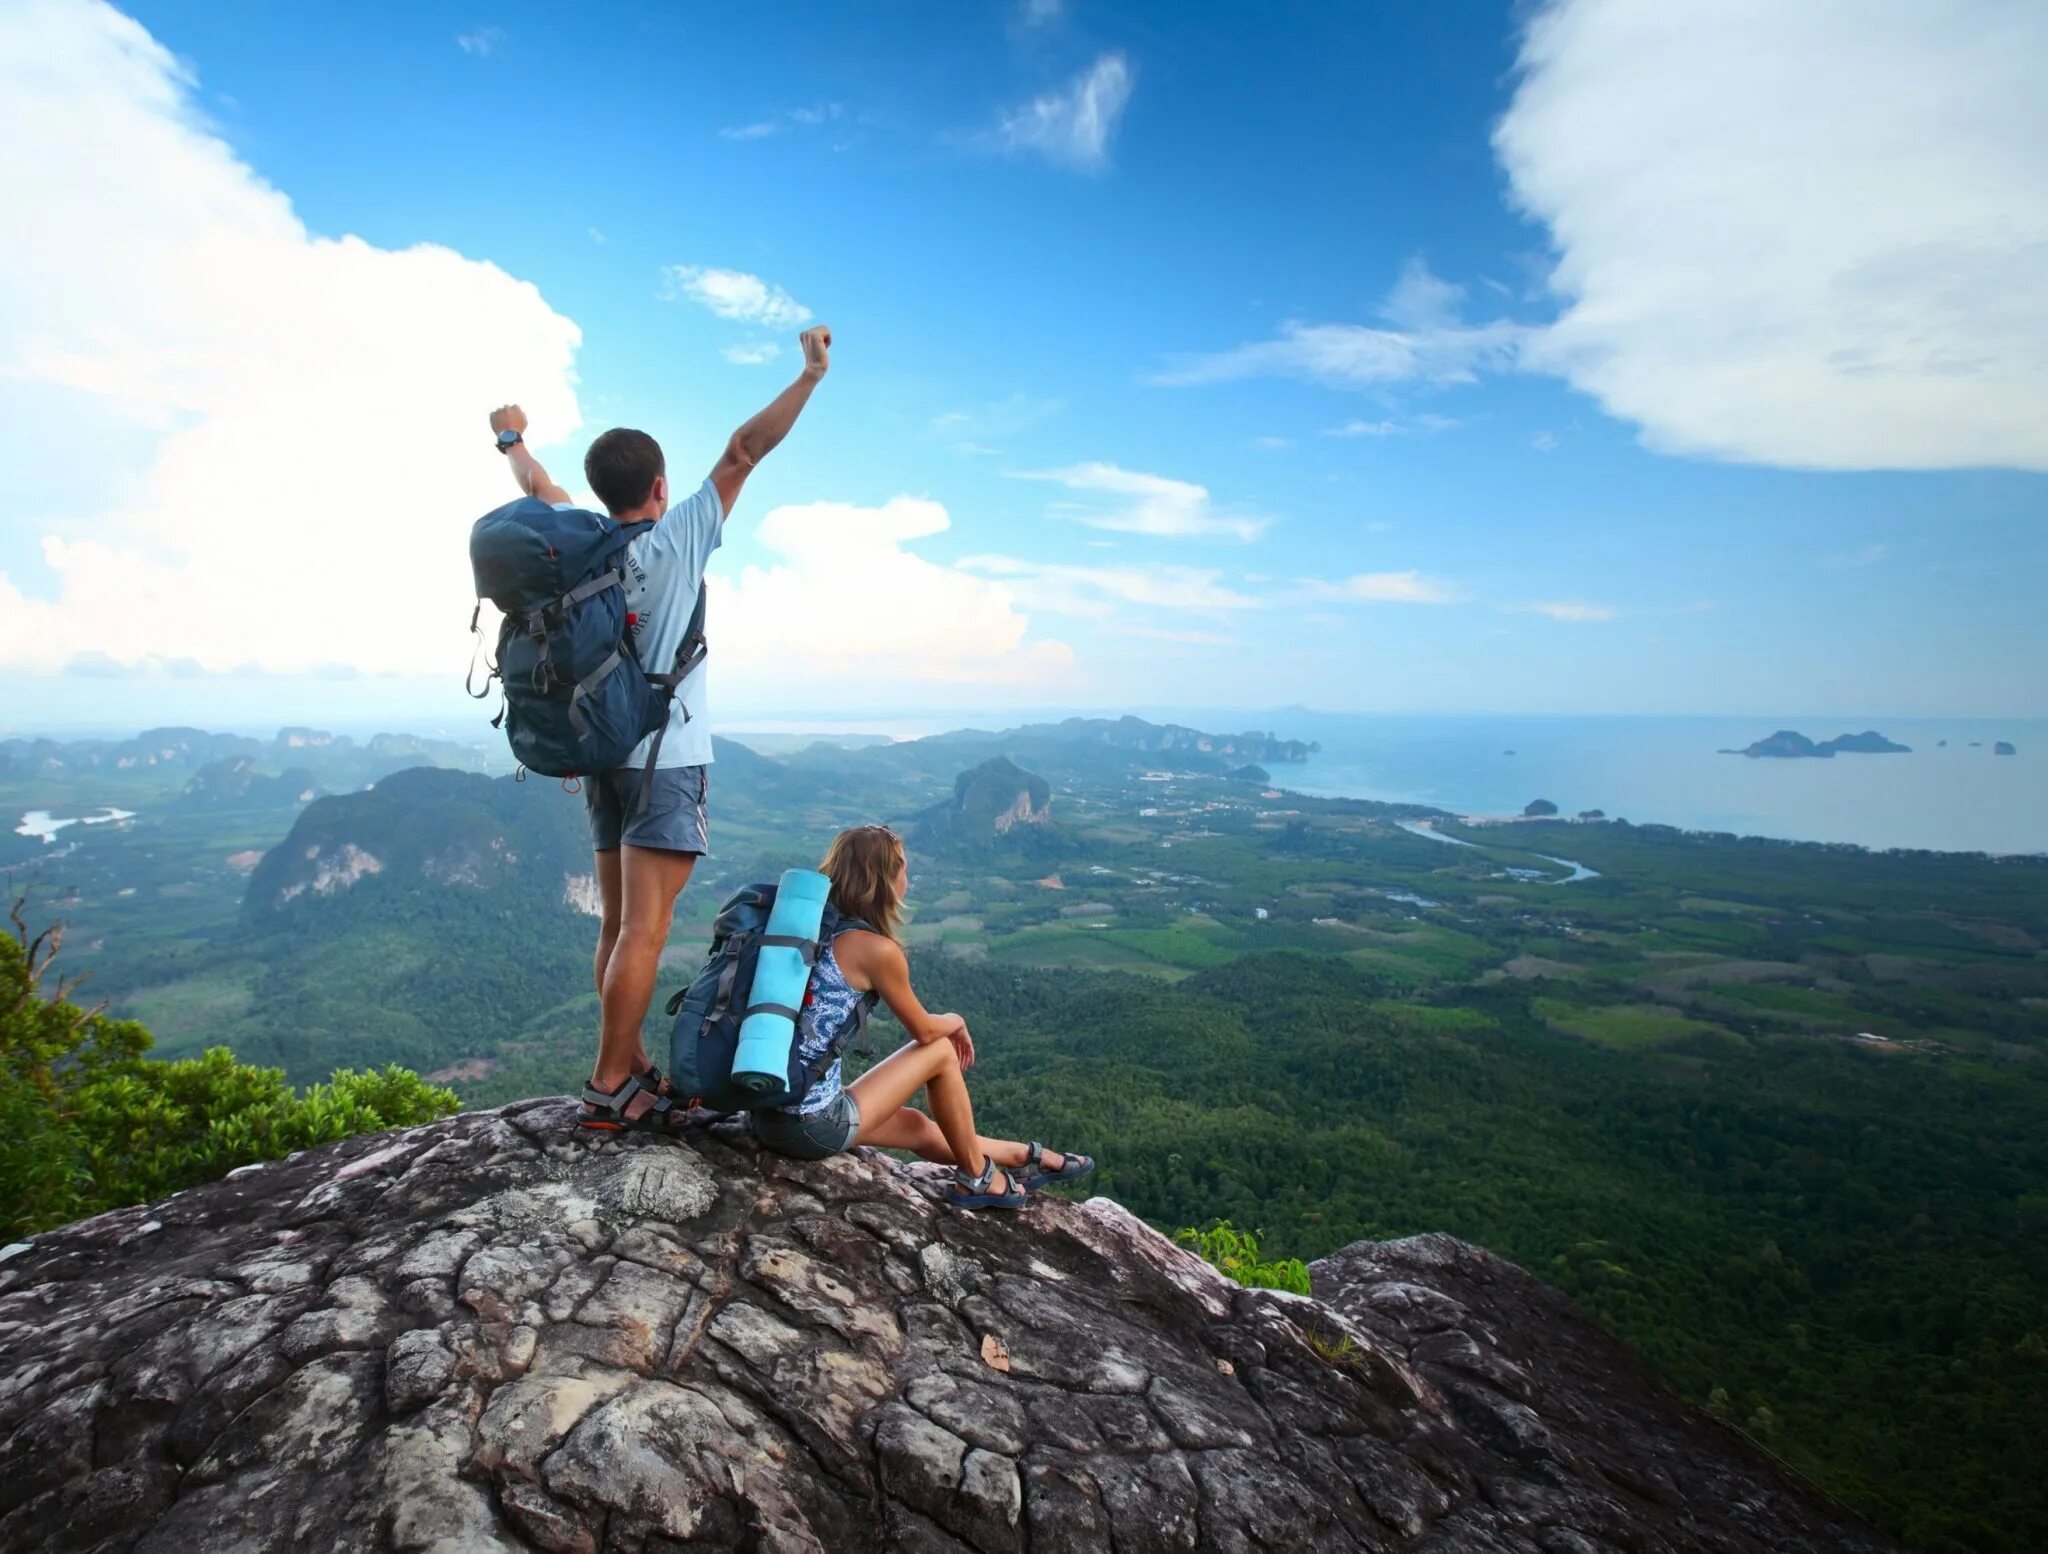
[859,1104,1035,1171]
[847,1041,1071,1179]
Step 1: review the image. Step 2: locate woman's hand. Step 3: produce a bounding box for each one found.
[928,1012,975,1070]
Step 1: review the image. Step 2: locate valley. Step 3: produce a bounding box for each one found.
[5,718,2047,1550]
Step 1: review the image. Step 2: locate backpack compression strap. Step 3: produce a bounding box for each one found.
[631,579,710,815]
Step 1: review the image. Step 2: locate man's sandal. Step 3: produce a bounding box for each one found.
[577,1069,687,1134]
[946,1158,1029,1210]
[1022,1141,1096,1191]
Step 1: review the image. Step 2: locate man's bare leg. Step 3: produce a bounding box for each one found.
[593,847,623,1000]
[590,843,696,1119]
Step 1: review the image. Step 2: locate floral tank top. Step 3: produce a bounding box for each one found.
[779,934,869,1117]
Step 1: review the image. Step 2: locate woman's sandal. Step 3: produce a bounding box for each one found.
[1022,1141,1096,1191]
[577,1068,687,1134]
[946,1158,1030,1210]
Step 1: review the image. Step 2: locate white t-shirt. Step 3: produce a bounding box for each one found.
[555,477,722,769]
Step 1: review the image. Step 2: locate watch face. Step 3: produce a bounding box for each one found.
[497,429,519,447]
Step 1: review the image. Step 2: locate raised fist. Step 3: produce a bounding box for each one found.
[799,326,832,379]
[488,404,528,436]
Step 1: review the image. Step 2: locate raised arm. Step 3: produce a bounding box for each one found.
[709,326,832,518]
[487,405,573,507]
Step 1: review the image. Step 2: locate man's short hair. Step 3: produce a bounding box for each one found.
[584,428,665,514]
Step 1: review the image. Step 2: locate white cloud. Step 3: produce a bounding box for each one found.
[1322,420,1400,439]
[1496,0,2048,471]
[992,52,1133,173]
[1154,259,1525,389]
[456,26,505,56]
[721,342,782,366]
[719,103,844,142]
[958,556,1262,617]
[1020,0,1063,26]
[1012,462,1267,542]
[714,499,1073,694]
[1829,541,1891,569]
[1531,431,1558,452]
[1302,572,1461,606]
[1118,625,1236,647]
[1250,435,1293,451]
[0,0,582,676]
[926,393,1064,445]
[659,266,812,329]
[1520,601,1616,623]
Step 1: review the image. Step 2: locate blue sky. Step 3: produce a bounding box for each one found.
[2,0,2044,731]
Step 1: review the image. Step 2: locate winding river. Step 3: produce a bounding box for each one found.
[1396,820,1600,883]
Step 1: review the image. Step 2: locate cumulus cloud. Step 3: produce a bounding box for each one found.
[1301,572,1462,606]
[1012,462,1267,542]
[713,499,1073,694]
[992,53,1133,172]
[0,0,582,676]
[1497,0,2048,470]
[1153,259,1524,389]
[957,556,1262,617]
[659,266,812,329]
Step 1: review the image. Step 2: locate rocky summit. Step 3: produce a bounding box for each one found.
[0,1101,1894,1554]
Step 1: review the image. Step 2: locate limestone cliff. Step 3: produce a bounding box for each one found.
[0,1101,1894,1553]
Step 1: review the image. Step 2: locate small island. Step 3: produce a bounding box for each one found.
[1994,741,2017,756]
[1228,763,1271,783]
[1524,798,1559,817]
[1720,729,1912,759]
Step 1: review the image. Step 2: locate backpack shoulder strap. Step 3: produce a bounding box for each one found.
[629,579,711,815]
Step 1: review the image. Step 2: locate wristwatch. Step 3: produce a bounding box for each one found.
[495,429,522,454]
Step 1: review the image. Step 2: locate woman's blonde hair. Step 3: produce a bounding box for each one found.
[820,825,906,941]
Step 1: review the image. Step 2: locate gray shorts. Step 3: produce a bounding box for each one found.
[750,1090,862,1160]
[585,764,709,854]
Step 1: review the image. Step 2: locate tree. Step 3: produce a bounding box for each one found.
[2,901,458,1241]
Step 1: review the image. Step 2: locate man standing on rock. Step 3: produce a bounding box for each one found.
[485,325,834,1131]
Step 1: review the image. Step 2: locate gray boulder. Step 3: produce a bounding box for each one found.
[0,1100,1896,1552]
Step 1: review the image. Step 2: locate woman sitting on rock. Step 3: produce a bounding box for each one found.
[750,824,1095,1210]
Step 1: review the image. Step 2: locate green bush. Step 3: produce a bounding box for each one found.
[2,906,458,1241]
[1174,1218,1312,1295]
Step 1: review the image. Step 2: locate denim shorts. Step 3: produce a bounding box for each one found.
[585,764,709,854]
[750,1090,861,1161]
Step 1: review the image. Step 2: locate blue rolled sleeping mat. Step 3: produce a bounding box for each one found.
[729,867,832,1097]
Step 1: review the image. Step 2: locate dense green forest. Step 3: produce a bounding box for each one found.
[0,909,456,1241]
[897,952,2045,1554]
[5,721,2045,1550]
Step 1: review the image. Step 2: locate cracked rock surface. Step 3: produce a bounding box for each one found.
[0,1099,1894,1552]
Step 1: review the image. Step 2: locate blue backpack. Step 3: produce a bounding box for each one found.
[466,496,706,795]
[664,879,879,1114]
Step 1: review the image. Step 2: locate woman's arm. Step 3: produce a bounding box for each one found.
[840,932,974,1068]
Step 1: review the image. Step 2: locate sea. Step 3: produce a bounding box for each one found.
[721,710,2045,856]
[1262,714,2047,857]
